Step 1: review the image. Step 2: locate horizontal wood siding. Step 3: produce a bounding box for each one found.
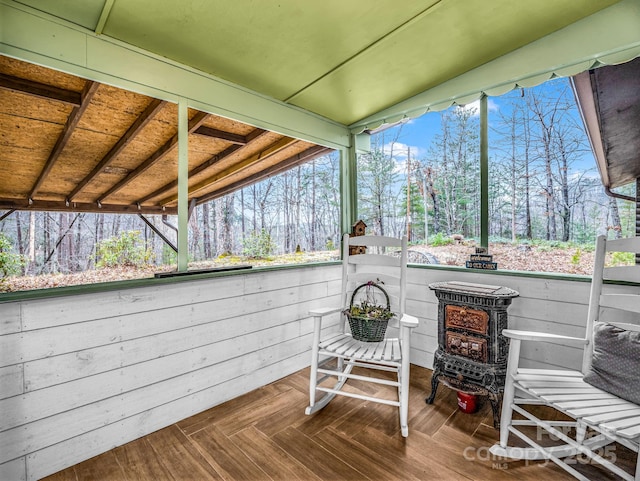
[0,264,602,480]
[406,268,593,374]
[0,265,342,481]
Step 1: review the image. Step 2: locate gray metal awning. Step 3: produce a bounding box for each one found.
[573,57,640,191]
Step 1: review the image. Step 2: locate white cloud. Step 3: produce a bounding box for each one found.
[456,98,499,116]
[381,142,424,174]
[382,142,424,160]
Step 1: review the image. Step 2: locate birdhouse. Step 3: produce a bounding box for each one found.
[352,220,367,236]
[349,220,367,255]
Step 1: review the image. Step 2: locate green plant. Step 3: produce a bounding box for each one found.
[0,233,25,278]
[93,230,152,268]
[161,244,177,265]
[610,251,634,266]
[571,248,582,266]
[242,229,276,259]
[345,301,395,321]
[344,280,395,321]
[430,232,453,247]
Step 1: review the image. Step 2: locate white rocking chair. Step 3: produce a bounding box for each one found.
[491,235,640,480]
[305,234,419,437]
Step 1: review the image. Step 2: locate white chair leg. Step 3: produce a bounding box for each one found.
[499,338,521,447]
[399,371,409,437]
[576,421,587,445]
[306,315,322,414]
[399,328,411,437]
[306,360,354,415]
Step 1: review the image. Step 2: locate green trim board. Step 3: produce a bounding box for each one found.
[0,260,601,304]
[0,261,341,303]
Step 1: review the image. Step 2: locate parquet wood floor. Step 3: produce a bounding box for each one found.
[43,365,635,480]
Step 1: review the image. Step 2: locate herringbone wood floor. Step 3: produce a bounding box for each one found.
[43,365,634,480]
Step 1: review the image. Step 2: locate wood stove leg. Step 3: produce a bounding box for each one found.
[426,370,440,404]
[489,395,502,429]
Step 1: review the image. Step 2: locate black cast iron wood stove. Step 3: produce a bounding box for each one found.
[426,281,519,427]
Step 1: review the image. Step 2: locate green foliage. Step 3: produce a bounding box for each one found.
[325,237,335,250]
[161,243,177,265]
[571,249,582,266]
[0,233,25,278]
[610,251,634,266]
[344,280,395,323]
[345,301,395,321]
[429,232,453,247]
[242,229,276,259]
[94,231,152,268]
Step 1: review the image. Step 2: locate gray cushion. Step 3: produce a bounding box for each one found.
[584,321,640,405]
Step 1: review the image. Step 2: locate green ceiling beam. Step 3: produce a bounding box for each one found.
[0,0,350,150]
[94,0,114,35]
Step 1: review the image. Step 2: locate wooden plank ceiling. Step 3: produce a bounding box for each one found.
[0,56,332,215]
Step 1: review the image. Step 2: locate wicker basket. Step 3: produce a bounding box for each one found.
[344,282,393,342]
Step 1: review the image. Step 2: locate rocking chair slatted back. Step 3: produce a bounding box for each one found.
[584,235,640,371]
[492,234,640,481]
[341,233,407,322]
[307,233,418,437]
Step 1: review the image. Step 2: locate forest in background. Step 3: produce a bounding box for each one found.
[358,80,631,245]
[0,79,635,285]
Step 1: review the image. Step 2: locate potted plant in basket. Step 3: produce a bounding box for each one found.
[344,280,395,342]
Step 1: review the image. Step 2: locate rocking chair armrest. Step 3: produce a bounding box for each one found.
[309,306,343,317]
[502,329,588,346]
[400,313,419,329]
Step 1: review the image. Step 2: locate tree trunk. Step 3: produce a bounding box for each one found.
[240,188,246,244]
[557,136,571,242]
[15,212,24,257]
[609,195,622,239]
[523,110,532,240]
[44,213,51,271]
[202,201,212,258]
[57,213,68,271]
[425,166,440,234]
[28,212,35,274]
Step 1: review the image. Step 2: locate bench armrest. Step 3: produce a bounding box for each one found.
[309,306,343,317]
[503,329,588,346]
[400,313,419,329]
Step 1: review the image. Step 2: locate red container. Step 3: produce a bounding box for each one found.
[457,391,478,414]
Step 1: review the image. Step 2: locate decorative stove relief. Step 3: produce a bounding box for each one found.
[446,332,487,362]
[426,281,519,428]
[445,305,488,334]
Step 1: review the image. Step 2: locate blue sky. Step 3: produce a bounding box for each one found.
[376,78,598,175]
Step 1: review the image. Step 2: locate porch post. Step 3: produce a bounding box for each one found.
[636,177,639,265]
[177,99,189,271]
[340,136,358,235]
[480,94,489,249]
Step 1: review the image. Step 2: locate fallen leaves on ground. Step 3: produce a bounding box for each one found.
[1,243,592,293]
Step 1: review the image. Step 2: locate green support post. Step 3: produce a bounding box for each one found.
[480,94,489,249]
[340,139,358,236]
[177,99,189,271]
